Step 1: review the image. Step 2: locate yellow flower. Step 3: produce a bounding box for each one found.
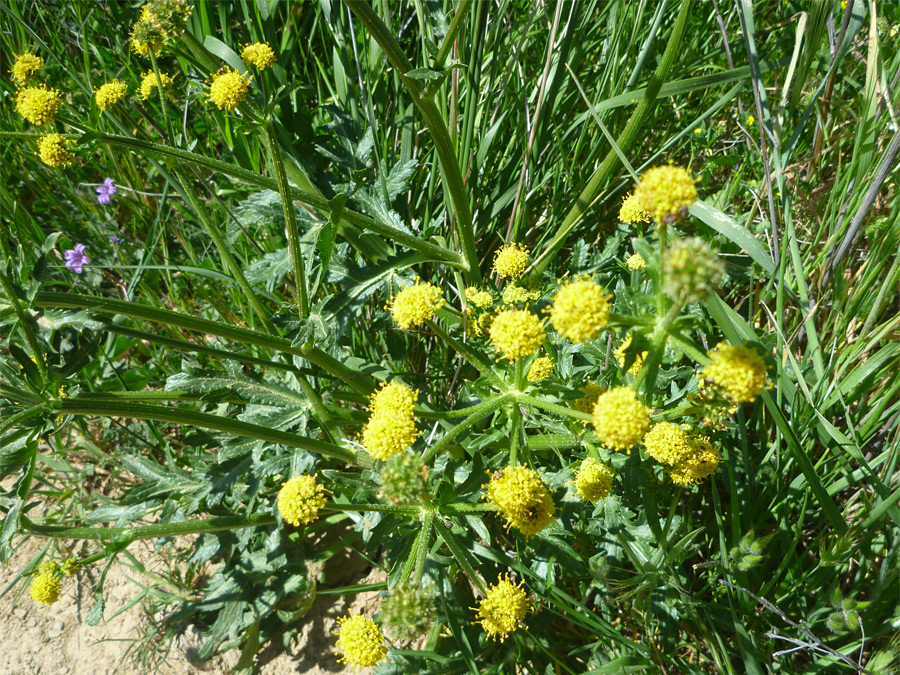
[574,457,614,501]
[548,278,610,343]
[277,474,328,526]
[693,127,702,134]
[37,134,76,168]
[626,253,646,271]
[701,342,769,404]
[618,193,651,224]
[473,575,531,642]
[591,386,651,452]
[486,464,556,536]
[94,79,128,110]
[667,435,721,486]
[141,0,192,39]
[476,312,494,336]
[632,165,697,225]
[493,243,529,279]
[130,14,164,58]
[137,70,173,100]
[613,334,647,376]
[30,561,61,605]
[526,356,554,382]
[207,67,252,111]
[389,280,444,329]
[746,114,755,125]
[464,287,494,310]
[362,382,420,460]
[501,277,542,305]
[335,614,388,668]
[573,380,605,415]
[241,42,276,69]
[15,85,62,126]
[10,52,44,85]
[489,309,545,362]
[642,422,694,466]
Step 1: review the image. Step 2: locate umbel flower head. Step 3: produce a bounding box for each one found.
[526,356,554,382]
[335,614,388,668]
[592,386,651,452]
[493,243,529,280]
[37,134,76,168]
[389,280,444,329]
[619,193,651,224]
[137,70,173,100]
[633,165,697,225]
[473,575,532,642]
[381,580,437,641]
[15,85,63,126]
[701,342,770,404]
[10,52,44,84]
[574,457,615,501]
[277,474,328,526]
[667,435,721,486]
[361,382,420,460]
[207,67,252,111]
[549,278,610,343]
[501,277,542,306]
[241,42,276,69]
[130,16,165,57]
[662,237,724,302]
[94,80,128,110]
[486,464,556,536]
[142,0,192,38]
[489,309,545,362]
[626,253,646,271]
[30,561,62,605]
[573,380,605,415]
[643,422,694,466]
[464,286,494,310]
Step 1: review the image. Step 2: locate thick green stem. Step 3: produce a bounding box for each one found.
[515,393,593,422]
[508,402,522,466]
[345,0,481,283]
[532,0,693,274]
[433,517,486,593]
[424,319,507,390]
[421,393,513,464]
[21,512,276,541]
[300,343,375,396]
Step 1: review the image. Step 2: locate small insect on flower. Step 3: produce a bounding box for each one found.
[15,85,63,126]
[63,244,90,274]
[241,42,276,69]
[137,70,173,100]
[37,134,76,168]
[96,178,117,205]
[207,67,252,111]
[548,278,610,344]
[94,79,128,110]
[489,309,545,362]
[334,614,388,668]
[632,165,698,225]
[10,52,44,84]
[493,243,530,280]
[700,342,770,404]
[277,474,328,526]
[574,457,615,501]
[486,464,556,536]
[526,356,554,382]
[388,280,444,329]
[473,575,532,642]
[591,386,652,452]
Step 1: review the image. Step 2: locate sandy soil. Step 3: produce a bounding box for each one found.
[0,536,383,675]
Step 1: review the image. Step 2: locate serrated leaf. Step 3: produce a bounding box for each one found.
[382,159,418,203]
[86,591,105,626]
[246,248,293,293]
[406,67,442,81]
[166,368,306,407]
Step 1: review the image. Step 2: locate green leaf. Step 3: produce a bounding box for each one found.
[691,201,775,275]
[202,35,246,72]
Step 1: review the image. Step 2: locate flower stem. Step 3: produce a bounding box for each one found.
[20,512,276,541]
[421,393,513,464]
[424,319,507,390]
[514,393,593,422]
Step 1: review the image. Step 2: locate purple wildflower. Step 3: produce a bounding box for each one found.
[63,244,90,274]
[96,178,117,205]
[110,235,124,243]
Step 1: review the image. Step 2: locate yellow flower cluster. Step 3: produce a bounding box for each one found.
[701,342,769,404]
[489,309,545,362]
[574,457,614,501]
[473,575,531,642]
[277,474,328,526]
[37,134,76,168]
[526,356,554,382]
[131,0,192,56]
[335,614,388,667]
[464,286,494,309]
[30,561,62,605]
[549,278,610,343]
[633,165,697,225]
[667,435,721,486]
[361,382,420,460]
[643,422,721,485]
[643,422,694,466]
[573,380,605,415]
[389,280,444,329]
[241,42,276,70]
[15,85,62,126]
[94,80,129,110]
[137,70,173,100]
[10,53,44,85]
[626,253,646,271]
[501,278,542,305]
[618,193,650,224]
[613,334,647,376]
[591,386,651,452]
[486,464,555,535]
[207,67,252,111]
[493,243,529,279]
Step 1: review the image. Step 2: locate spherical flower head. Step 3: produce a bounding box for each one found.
[591,386,651,452]
[486,464,556,535]
[30,562,61,605]
[130,19,165,57]
[137,70,173,100]
[573,380,605,415]
[643,422,694,466]
[613,334,647,376]
[382,580,437,641]
[389,280,444,329]
[619,193,651,224]
[143,0,192,38]
[473,575,531,642]
[701,342,769,404]
[549,278,610,343]
[574,457,615,501]
[493,244,529,280]
[378,450,429,505]
[489,309,545,362]
[362,414,419,461]
[335,614,388,668]
[37,134,76,168]
[668,435,721,486]
[526,356,554,382]
[95,80,128,110]
[15,85,63,126]
[633,165,697,224]
[10,53,44,85]
[207,67,252,111]
[662,237,724,302]
[626,253,646,271]
[277,474,328,526]
[241,42,276,69]
[464,287,494,310]
[501,277,542,306]
[369,381,418,417]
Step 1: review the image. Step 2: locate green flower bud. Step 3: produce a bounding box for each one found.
[377,451,429,506]
[381,580,437,641]
[662,237,724,303]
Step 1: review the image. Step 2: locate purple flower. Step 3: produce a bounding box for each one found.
[63,244,90,274]
[110,235,124,243]
[96,178,117,205]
